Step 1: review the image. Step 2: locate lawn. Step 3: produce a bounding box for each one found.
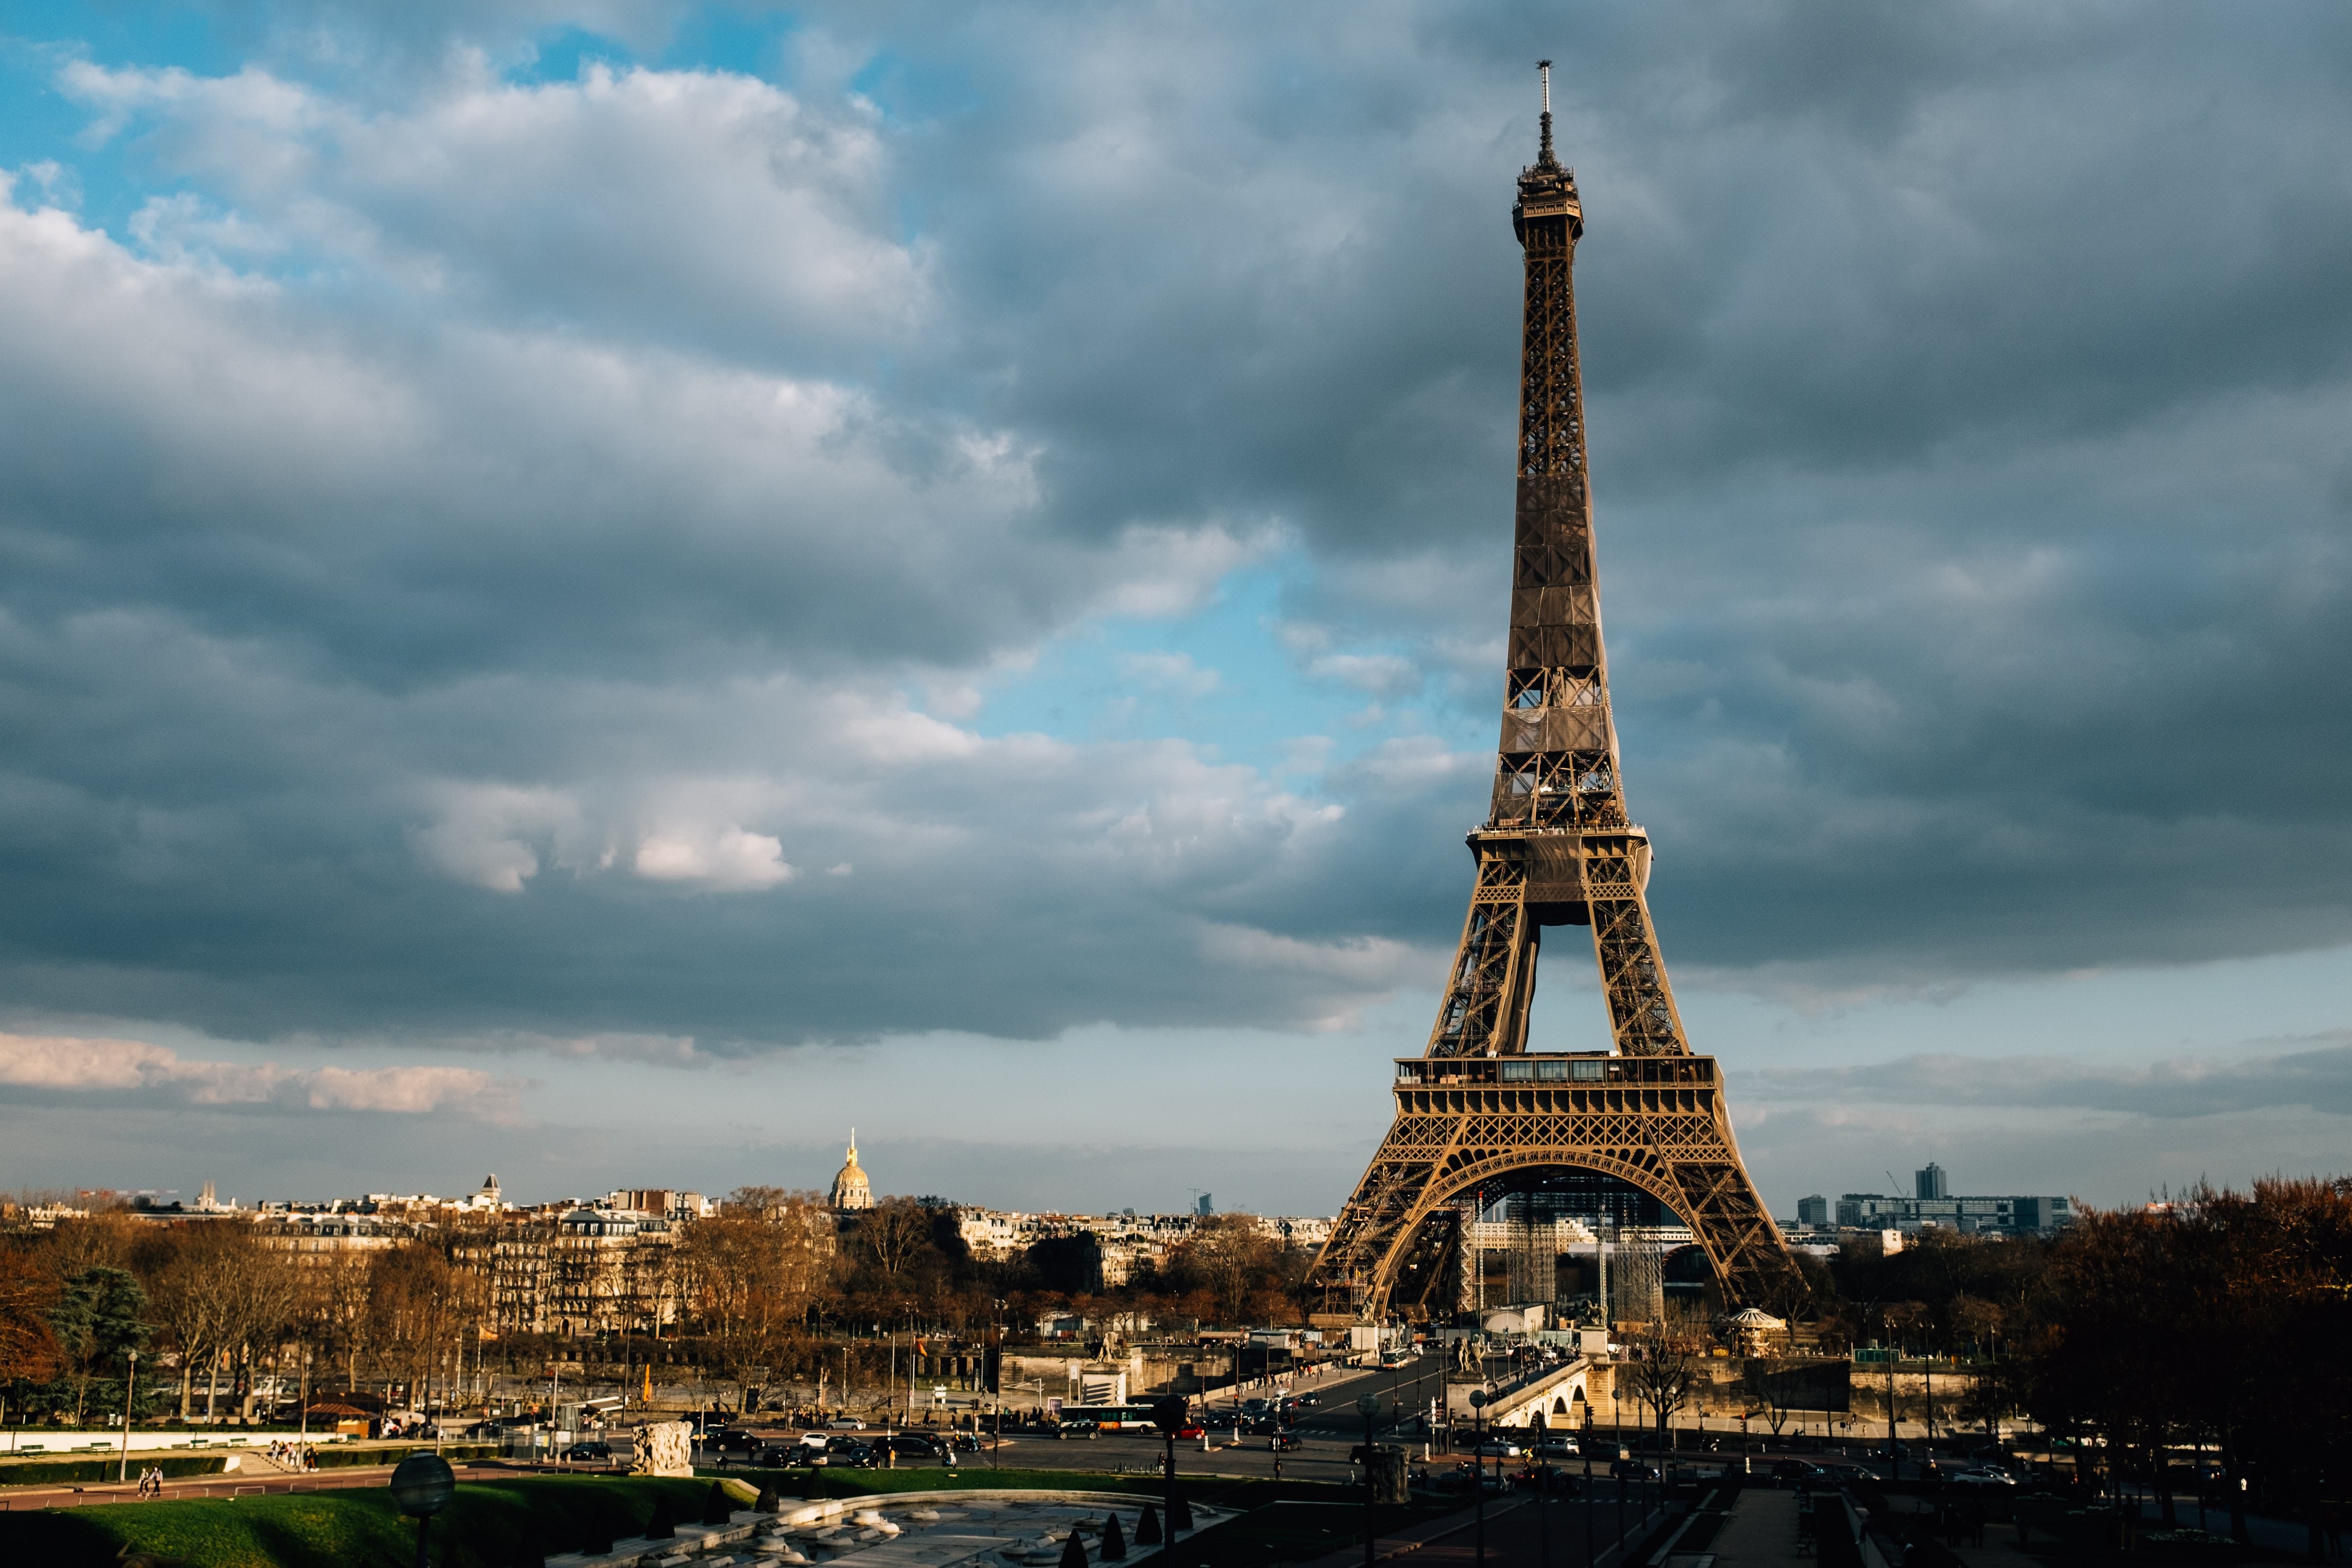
[0,1473,727,1568]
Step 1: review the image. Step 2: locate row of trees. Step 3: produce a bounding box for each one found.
[1775,1178,2349,1535]
[0,1191,1322,1426]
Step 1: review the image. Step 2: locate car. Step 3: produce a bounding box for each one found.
[1430,1463,1500,1495]
[879,1433,948,1460]
[1471,1439,1524,1459]
[1175,1423,1206,1440]
[1532,1437,1580,1459]
[1291,1394,1319,1408]
[826,1416,867,1431]
[562,1441,612,1462]
[811,1438,879,1469]
[1949,1468,2019,1491]
[710,1429,761,1453]
[1770,1459,1828,1485]
[1264,1432,1302,1452]
[1610,1459,1663,1481]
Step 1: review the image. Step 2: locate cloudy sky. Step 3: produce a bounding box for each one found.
[1,1,2348,1219]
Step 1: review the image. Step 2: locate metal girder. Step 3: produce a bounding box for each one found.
[1309,90,1804,1324]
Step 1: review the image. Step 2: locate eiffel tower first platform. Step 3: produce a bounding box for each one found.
[1310,67,1805,1322]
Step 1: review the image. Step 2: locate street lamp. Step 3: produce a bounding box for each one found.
[1468,1388,1490,1568]
[117,1349,137,1484]
[1150,1395,1188,1555]
[390,1452,458,1568]
[1357,1393,1382,1568]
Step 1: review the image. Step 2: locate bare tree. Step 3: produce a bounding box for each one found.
[1619,1303,1710,1453]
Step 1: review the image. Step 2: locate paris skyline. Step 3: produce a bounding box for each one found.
[1,2,2348,1217]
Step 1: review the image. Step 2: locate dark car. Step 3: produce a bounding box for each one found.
[710,1428,761,1453]
[1771,1459,1827,1486]
[1610,1459,1663,1482]
[563,1441,612,1462]
[1264,1432,1302,1452]
[880,1433,947,1461]
[811,1437,879,1469]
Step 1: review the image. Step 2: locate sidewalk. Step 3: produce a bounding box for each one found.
[1704,1489,1805,1568]
[1293,1494,1673,1568]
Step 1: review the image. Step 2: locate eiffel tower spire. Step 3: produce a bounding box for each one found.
[1308,83,1804,1321]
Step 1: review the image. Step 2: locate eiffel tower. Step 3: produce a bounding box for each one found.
[1311,66,1805,1321]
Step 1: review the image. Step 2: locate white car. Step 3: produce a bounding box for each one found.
[825,1417,867,1431]
[1950,1468,2018,1490]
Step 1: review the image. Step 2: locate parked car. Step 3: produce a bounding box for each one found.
[810,1438,879,1469]
[826,1416,867,1431]
[562,1441,612,1462]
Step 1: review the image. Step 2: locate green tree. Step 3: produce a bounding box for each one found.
[48,1265,149,1426]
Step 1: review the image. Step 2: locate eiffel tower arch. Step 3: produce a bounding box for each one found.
[1310,66,1807,1323]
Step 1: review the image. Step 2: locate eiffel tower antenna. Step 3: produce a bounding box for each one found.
[1309,88,1805,1324]
[1536,59,1557,170]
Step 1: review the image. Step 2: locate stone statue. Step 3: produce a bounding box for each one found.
[631,1420,693,1478]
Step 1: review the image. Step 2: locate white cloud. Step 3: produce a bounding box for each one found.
[411,784,596,892]
[0,1032,517,1120]
[633,826,796,890]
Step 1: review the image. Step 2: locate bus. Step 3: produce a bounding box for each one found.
[1056,1405,1160,1433]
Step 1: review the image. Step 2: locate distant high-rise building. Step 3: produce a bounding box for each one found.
[1196,1193,1213,1217]
[1797,1194,1830,1227]
[1916,1162,1949,1200]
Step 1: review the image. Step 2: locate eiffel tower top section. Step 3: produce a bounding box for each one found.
[1492,60,1624,839]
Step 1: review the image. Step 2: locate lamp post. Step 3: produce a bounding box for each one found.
[117,1349,137,1484]
[1469,1387,1490,1568]
[1358,1393,1382,1568]
[391,1452,457,1568]
[1151,1395,1188,1560]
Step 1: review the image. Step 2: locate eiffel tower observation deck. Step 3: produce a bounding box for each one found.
[1310,65,1806,1323]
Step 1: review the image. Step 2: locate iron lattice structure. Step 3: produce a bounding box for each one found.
[1311,76,1806,1320]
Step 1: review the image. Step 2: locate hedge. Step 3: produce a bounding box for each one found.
[0,1453,231,1487]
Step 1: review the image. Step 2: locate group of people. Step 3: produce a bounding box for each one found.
[134,1465,167,1498]
[266,1438,321,1472]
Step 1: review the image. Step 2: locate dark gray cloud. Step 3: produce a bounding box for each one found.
[1746,1037,2352,1121]
[0,0,2348,1062]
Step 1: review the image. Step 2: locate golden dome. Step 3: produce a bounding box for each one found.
[829,1130,873,1211]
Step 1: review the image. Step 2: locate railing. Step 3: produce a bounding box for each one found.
[1397,1055,1717,1088]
